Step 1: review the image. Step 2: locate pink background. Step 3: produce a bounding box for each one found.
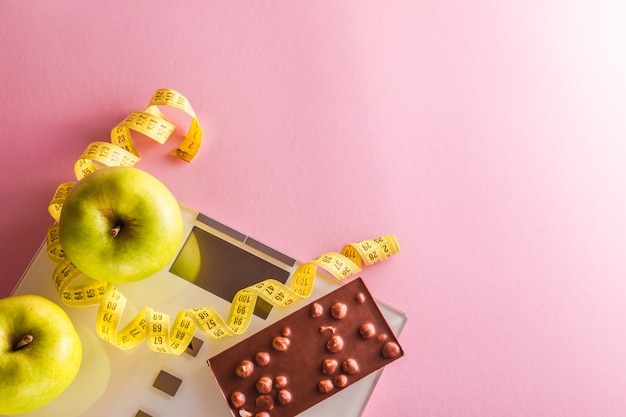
[2,1,626,416]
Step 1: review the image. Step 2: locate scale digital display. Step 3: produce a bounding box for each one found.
[170,226,291,319]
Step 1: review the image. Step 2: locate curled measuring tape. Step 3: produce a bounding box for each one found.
[74,88,202,180]
[46,89,400,354]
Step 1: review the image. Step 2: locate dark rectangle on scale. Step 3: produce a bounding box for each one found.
[245,236,297,267]
[196,213,246,242]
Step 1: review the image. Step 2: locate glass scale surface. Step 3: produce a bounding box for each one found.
[12,204,407,417]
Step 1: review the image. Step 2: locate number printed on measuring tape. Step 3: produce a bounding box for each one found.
[45,88,398,354]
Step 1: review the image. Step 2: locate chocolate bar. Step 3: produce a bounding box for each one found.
[207,277,404,417]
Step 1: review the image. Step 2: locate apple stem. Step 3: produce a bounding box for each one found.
[15,335,33,350]
[110,225,121,237]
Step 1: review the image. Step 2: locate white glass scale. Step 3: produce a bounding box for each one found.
[12,204,407,417]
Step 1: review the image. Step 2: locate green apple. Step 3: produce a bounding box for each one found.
[0,294,82,415]
[58,166,184,283]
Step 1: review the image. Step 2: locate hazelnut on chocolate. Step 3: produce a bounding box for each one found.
[256,376,273,394]
[382,341,401,358]
[235,360,254,378]
[230,391,246,408]
[326,335,344,353]
[255,351,270,366]
[331,302,347,319]
[342,358,359,375]
[274,375,288,388]
[281,326,291,337]
[319,325,336,334]
[310,302,324,318]
[355,292,366,304]
[277,389,292,405]
[333,374,348,388]
[272,336,290,351]
[318,379,334,394]
[255,394,275,411]
[322,358,338,375]
[359,323,376,339]
[254,412,270,417]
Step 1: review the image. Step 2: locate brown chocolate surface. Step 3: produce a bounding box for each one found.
[207,277,404,417]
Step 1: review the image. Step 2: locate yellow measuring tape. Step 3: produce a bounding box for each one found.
[46,88,400,355]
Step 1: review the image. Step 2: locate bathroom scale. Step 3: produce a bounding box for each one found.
[12,203,407,417]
